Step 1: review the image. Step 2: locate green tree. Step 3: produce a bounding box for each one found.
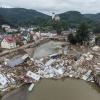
[68,23,90,45]
[0,15,7,32]
[61,20,68,30]
[76,23,90,44]
[52,20,62,35]
[95,36,100,45]
[93,24,100,34]
[0,15,6,26]
[68,33,77,44]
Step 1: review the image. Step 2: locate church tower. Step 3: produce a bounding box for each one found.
[52,13,60,21]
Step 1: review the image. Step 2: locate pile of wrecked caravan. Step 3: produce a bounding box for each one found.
[0,46,100,93]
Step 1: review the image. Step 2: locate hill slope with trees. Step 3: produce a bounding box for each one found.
[0,8,50,27]
[0,8,100,31]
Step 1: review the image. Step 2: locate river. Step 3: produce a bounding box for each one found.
[1,41,100,100]
[33,41,65,59]
[2,79,100,100]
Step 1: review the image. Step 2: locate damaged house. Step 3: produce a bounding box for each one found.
[5,54,29,67]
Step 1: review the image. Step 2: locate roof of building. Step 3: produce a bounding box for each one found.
[6,58,24,67]
[21,31,29,37]
[6,54,29,67]
[4,35,15,43]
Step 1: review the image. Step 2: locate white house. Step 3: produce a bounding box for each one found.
[35,32,41,38]
[33,35,38,42]
[0,74,8,88]
[52,13,60,21]
[40,32,57,37]
[1,36,16,49]
[2,24,10,29]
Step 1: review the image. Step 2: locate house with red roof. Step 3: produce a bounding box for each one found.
[1,36,16,49]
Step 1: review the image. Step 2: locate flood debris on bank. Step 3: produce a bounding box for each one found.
[0,44,100,95]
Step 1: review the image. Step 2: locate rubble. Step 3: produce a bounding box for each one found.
[82,70,92,80]
[95,74,100,86]
[0,41,100,96]
[28,83,35,92]
[26,71,41,81]
[0,74,8,89]
[92,46,100,51]
[4,54,29,67]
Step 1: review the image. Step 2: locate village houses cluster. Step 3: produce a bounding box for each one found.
[0,25,57,50]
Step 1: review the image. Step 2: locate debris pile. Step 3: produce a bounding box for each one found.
[92,46,100,51]
[0,45,100,95]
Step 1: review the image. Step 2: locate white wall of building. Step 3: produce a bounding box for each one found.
[1,39,16,49]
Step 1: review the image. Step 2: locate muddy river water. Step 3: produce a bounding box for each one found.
[33,41,65,59]
[2,41,100,100]
[2,79,100,100]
